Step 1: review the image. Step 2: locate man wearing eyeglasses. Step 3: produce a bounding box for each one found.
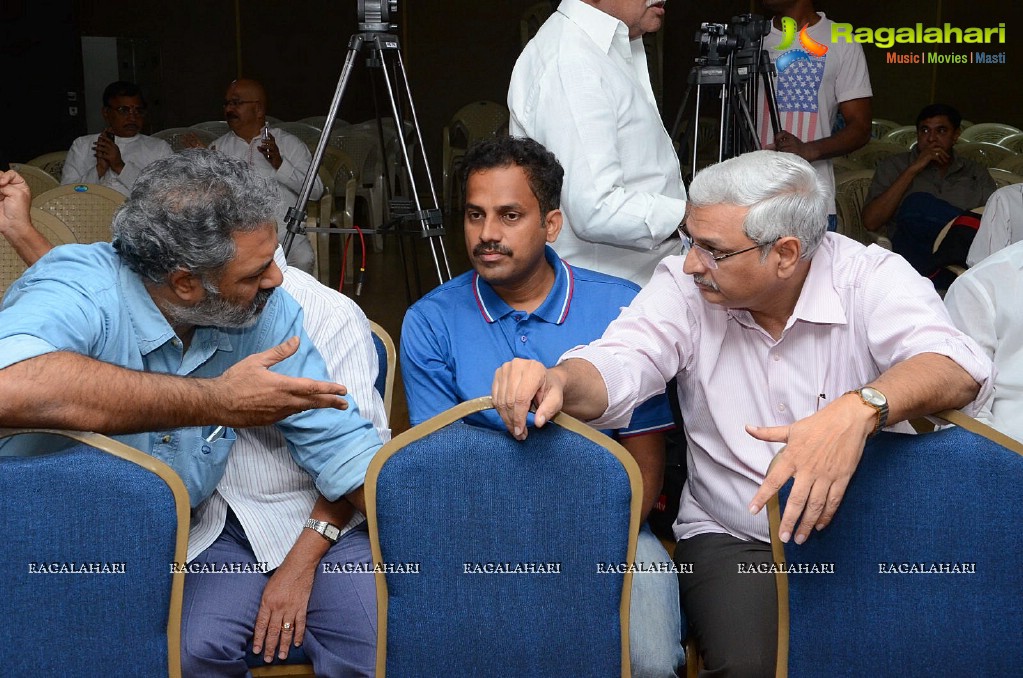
[490,150,992,674]
[61,81,173,196]
[198,78,322,275]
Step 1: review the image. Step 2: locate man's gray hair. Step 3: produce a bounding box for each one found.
[688,150,830,259]
[112,148,280,283]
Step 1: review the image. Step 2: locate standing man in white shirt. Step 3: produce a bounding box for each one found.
[966,183,1023,266]
[508,0,686,286]
[61,81,173,196]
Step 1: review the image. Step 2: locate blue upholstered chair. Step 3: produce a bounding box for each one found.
[367,396,643,677]
[369,319,396,422]
[0,428,189,677]
[769,411,1023,676]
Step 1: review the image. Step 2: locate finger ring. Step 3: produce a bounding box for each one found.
[282,622,292,630]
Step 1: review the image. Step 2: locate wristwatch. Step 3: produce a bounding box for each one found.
[304,519,341,544]
[845,386,889,436]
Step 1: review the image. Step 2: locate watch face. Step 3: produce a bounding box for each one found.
[861,387,886,407]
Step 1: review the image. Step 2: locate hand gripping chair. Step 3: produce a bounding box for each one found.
[0,428,189,677]
[367,396,642,677]
[768,411,1023,676]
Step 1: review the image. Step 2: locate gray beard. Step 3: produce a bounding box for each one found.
[163,286,274,329]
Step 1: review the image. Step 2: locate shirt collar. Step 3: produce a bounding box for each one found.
[472,245,575,325]
[785,233,848,328]
[117,257,235,357]
[274,245,289,273]
[559,0,633,57]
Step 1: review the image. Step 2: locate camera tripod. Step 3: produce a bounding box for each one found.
[281,24,452,302]
[670,22,781,180]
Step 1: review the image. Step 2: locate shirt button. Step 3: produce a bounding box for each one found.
[171,338,182,348]
[772,353,781,362]
[520,335,527,343]
[201,445,212,454]
[161,434,172,443]
[777,403,786,413]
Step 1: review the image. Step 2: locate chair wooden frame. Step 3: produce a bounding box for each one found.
[367,320,396,422]
[0,427,190,677]
[768,409,1023,676]
[366,395,643,677]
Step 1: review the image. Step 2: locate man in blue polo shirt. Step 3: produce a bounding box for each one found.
[400,136,685,677]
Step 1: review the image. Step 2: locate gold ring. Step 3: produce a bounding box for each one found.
[282,622,293,631]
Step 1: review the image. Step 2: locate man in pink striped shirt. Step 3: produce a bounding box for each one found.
[491,150,991,675]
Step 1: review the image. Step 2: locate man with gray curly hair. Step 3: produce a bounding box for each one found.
[489,150,991,674]
[0,149,385,674]
[0,153,382,655]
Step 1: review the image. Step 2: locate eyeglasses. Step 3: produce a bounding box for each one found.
[108,105,147,116]
[678,222,767,270]
[222,99,259,108]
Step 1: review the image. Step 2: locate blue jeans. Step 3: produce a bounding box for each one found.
[630,525,686,677]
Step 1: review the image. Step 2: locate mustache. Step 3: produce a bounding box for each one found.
[472,243,512,257]
[693,275,719,291]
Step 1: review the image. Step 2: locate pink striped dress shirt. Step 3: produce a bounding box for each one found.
[564,233,993,543]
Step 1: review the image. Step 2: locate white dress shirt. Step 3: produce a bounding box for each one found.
[61,133,173,196]
[967,183,1023,266]
[213,128,324,274]
[187,247,390,567]
[946,240,1023,443]
[508,0,686,286]
[563,233,992,543]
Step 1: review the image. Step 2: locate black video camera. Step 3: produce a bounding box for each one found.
[694,13,771,63]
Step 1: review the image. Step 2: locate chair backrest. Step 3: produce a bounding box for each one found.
[190,120,230,137]
[870,118,902,139]
[367,320,396,422]
[957,122,1023,144]
[328,130,383,188]
[9,162,59,197]
[367,396,641,677]
[987,167,1023,189]
[153,127,217,152]
[831,155,867,176]
[32,183,125,245]
[995,131,1023,154]
[0,428,189,677]
[25,150,69,180]
[277,121,327,153]
[447,100,510,150]
[953,141,1017,168]
[995,153,1023,175]
[847,140,907,169]
[881,125,918,149]
[833,169,877,246]
[769,411,1023,677]
[1,207,78,295]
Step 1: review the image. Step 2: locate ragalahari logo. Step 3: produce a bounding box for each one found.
[773,16,829,72]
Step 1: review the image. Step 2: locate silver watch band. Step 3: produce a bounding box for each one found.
[304,518,341,544]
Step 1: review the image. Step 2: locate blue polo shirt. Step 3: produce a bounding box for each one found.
[401,245,674,436]
[0,243,381,506]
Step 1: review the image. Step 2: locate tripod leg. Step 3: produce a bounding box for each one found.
[378,42,452,285]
